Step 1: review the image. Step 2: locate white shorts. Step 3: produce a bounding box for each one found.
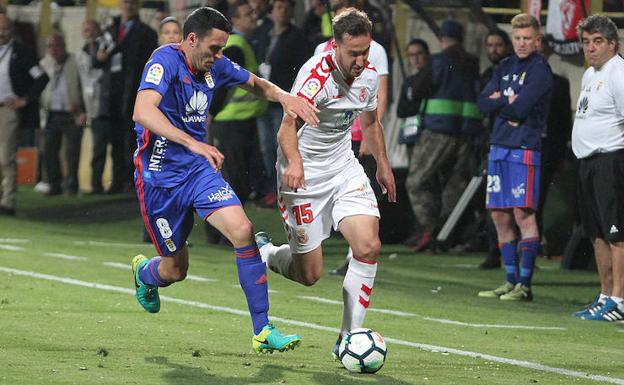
[277,158,380,254]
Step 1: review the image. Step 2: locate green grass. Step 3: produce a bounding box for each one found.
[0,188,623,385]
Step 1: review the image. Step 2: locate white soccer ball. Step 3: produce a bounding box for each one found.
[338,328,387,373]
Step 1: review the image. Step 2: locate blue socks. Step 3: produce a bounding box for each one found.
[138,257,171,287]
[499,241,519,285]
[519,237,540,287]
[235,244,269,335]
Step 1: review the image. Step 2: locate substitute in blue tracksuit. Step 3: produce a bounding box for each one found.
[477,13,552,302]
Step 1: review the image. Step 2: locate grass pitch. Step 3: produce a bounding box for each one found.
[0,188,623,385]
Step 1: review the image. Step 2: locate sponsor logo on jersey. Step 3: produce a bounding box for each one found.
[577,96,589,115]
[205,73,215,88]
[183,75,191,84]
[512,182,526,199]
[148,137,168,171]
[502,74,509,81]
[183,90,208,123]
[207,185,235,202]
[359,87,367,102]
[610,225,619,234]
[156,218,173,238]
[145,63,164,85]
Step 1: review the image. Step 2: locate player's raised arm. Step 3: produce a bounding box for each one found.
[360,109,396,202]
[239,73,320,127]
[133,89,224,171]
[277,114,305,191]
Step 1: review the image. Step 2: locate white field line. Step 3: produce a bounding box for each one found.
[0,238,30,243]
[73,240,149,248]
[298,296,566,331]
[0,245,24,251]
[0,267,622,385]
[103,261,217,282]
[42,253,88,261]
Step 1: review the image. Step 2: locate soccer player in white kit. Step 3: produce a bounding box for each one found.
[255,8,396,357]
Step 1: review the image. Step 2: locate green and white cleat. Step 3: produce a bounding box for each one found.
[252,324,301,354]
[331,336,342,360]
[500,283,533,301]
[478,281,515,298]
[131,254,160,313]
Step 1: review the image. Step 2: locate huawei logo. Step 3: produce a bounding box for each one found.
[183,91,208,123]
[578,96,589,114]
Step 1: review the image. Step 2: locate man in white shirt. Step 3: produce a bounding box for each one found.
[255,8,395,357]
[571,15,624,322]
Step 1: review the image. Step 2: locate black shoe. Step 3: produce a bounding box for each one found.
[0,205,15,216]
[329,261,349,276]
[479,255,501,269]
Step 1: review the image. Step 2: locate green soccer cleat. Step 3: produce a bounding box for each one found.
[131,254,160,313]
[500,283,533,301]
[478,281,515,298]
[331,336,342,360]
[252,324,301,354]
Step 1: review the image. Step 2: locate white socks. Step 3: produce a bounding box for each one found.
[340,257,377,337]
[258,242,293,279]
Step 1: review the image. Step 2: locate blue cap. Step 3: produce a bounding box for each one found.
[440,20,463,40]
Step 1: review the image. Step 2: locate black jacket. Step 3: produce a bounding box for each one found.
[102,16,157,120]
[9,39,48,128]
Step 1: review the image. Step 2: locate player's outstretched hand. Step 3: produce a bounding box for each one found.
[282,158,306,192]
[281,94,320,127]
[187,140,224,172]
[376,162,396,203]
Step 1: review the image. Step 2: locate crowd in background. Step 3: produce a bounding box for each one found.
[0,0,580,263]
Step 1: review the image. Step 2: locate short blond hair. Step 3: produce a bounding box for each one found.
[511,13,540,31]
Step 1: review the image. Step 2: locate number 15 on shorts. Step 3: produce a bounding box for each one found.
[292,203,314,225]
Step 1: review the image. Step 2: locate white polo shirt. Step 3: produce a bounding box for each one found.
[572,54,624,159]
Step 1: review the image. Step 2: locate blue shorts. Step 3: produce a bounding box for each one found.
[135,166,241,256]
[486,145,541,210]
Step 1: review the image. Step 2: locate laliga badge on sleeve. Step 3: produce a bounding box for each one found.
[145,63,164,85]
[205,72,215,88]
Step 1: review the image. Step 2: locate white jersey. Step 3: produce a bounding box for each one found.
[277,52,379,181]
[572,54,624,159]
[313,39,389,76]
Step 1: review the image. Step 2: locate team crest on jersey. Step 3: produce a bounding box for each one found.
[359,87,368,102]
[205,73,215,88]
[296,228,309,244]
[145,63,164,85]
[301,78,321,99]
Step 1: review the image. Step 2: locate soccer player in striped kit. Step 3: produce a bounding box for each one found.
[255,8,396,358]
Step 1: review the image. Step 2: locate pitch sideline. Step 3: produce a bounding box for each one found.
[1,266,622,385]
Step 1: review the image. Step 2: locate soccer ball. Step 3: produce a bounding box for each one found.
[338,328,387,373]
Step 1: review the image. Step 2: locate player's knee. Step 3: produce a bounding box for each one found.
[300,272,321,286]
[228,219,254,245]
[354,238,381,260]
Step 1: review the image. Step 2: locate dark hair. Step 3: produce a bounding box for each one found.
[486,28,511,47]
[228,0,249,19]
[331,0,363,12]
[183,7,232,39]
[159,16,180,32]
[332,8,372,43]
[578,14,620,51]
[408,38,429,55]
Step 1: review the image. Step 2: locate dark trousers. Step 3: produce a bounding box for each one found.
[109,113,134,192]
[212,118,258,204]
[90,117,112,192]
[43,112,83,194]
